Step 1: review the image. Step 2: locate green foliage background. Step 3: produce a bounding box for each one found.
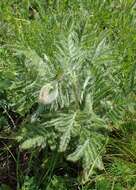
[0,0,136,189]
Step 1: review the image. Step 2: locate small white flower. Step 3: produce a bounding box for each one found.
[38,83,58,105]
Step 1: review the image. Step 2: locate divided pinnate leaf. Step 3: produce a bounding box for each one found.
[16,29,135,183]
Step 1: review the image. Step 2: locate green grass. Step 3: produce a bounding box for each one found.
[0,0,136,189]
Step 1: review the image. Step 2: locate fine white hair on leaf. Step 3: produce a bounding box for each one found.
[38,83,58,105]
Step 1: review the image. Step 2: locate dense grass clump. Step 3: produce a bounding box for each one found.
[0,0,136,189]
